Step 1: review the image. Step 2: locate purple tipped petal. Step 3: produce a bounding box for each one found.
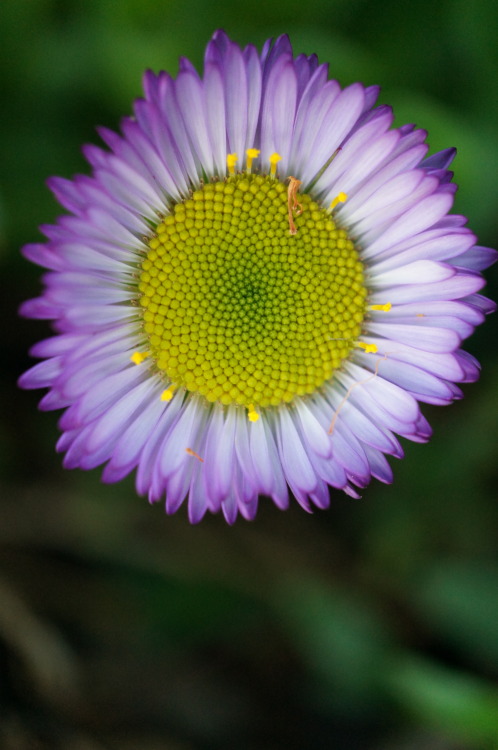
[453,245,498,271]
[421,148,457,170]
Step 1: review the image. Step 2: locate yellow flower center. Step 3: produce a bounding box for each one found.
[137,173,367,408]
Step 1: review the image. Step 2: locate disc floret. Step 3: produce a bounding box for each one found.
[137,171,367,409]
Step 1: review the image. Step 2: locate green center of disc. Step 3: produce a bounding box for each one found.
[138,174,367,408]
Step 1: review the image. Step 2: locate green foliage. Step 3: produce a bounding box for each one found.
[386,656,498,747]
[1,0,497,747]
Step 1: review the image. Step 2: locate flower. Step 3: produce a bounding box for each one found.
[19,31,496,524]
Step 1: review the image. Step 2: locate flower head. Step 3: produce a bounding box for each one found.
[19,31,496,523]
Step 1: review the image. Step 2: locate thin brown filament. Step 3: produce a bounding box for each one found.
[287,176,302,235]
[185,447,204,462]
[328,354,388,435]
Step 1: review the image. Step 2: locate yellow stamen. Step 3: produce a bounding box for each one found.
[247,404,260,422]
[287,176,302,235]
[226,153,238,175]
[246,148,260,173]
[328,191,348,212]
[160,385,176,401]
[130,351,150,365]
[269,152,282,178]
[370,302,392,312]
[186,447,204,463]
[357,342,378,354]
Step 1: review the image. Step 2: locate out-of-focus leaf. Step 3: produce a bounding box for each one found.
[412,561,498,671]
[109,566,265,647]
[273,577,391,710]
[448,0,498,123]
[385,655,498,746]
[289,28,386,86]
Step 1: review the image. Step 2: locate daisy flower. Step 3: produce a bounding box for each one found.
[19,31,496,523]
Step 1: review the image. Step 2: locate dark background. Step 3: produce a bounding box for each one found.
[1,1,498,748]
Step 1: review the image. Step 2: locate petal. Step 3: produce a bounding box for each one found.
[453,245,498,271]
[204,407,237,503]
[260,55,297,171]
[367,322,461,352]
[135,392,184,496]
[294,399,332,459]
[355,352,456,403]
[203,63,228,176]
[102,393,166,482]
[370,260,455,288]
[363,192,455,258]
[175,70,214,174]
[275,408,317,494]
[305,83,367,189]
[370,273,485,305]
[18,358,63,390]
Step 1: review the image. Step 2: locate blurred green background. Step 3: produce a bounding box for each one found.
[1,1,498,748]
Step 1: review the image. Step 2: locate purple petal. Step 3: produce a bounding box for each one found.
[276,409,317,494]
